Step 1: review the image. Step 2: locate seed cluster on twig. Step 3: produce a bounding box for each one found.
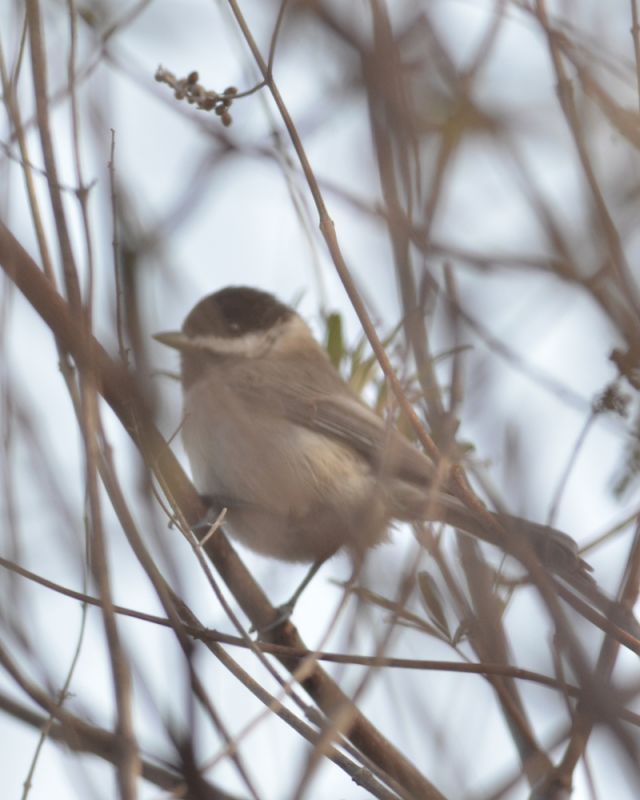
[155,66,237,126]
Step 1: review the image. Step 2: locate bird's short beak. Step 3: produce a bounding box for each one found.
[153,331,192,351]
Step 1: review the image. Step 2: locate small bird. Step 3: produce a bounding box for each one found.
[155,286,592,610]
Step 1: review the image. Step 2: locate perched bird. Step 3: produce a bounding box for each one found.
[155,286,593,610]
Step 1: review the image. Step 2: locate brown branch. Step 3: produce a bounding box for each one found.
[0,221,444,800]
[0,691,242,800]
[534,0,640,328]
[5,551,640,713]
[550,519,640,792]
[25,0,81,310]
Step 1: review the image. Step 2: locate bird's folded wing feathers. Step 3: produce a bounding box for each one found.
[232,360,435,481]
[232,365,593,582]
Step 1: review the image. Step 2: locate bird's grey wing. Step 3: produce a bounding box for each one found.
[230,360,597,585]
[230,356,434,484]
[293,394,435,483]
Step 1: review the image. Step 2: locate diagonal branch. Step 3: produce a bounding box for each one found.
[0,221,445,800]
